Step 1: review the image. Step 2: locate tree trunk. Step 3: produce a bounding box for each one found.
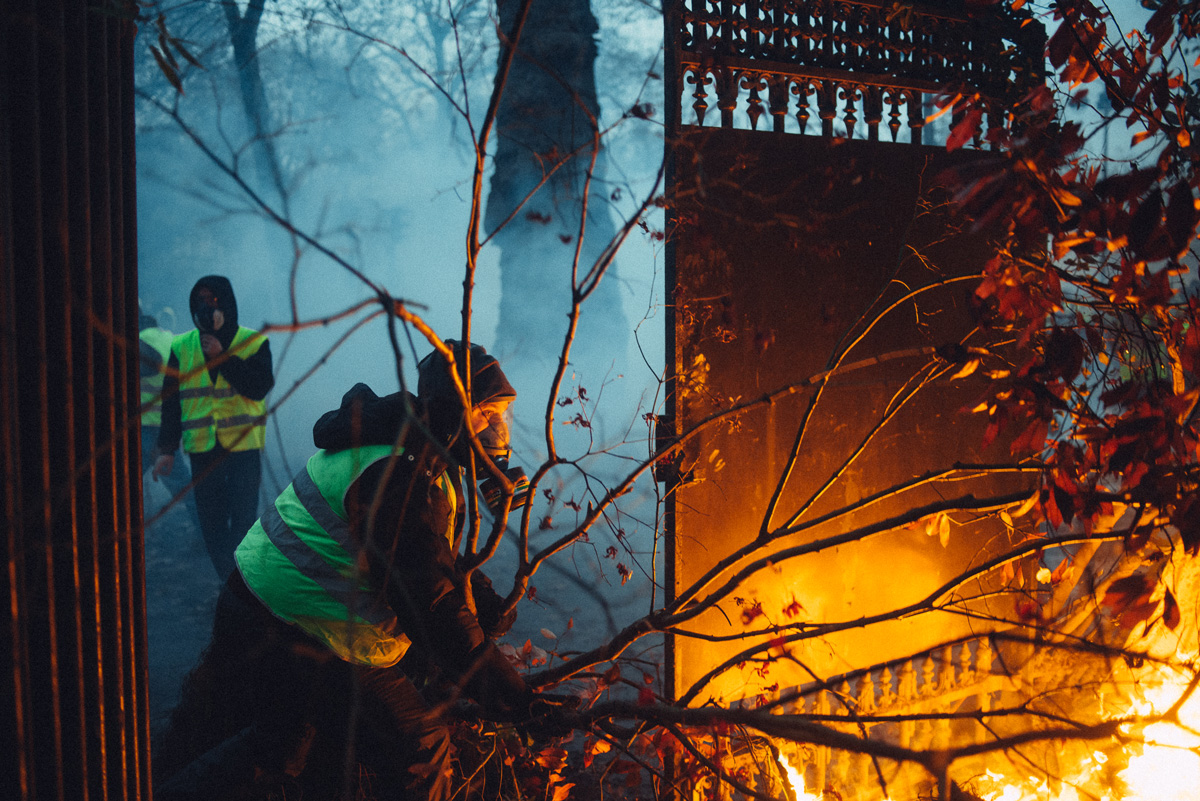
[486,0,628,371]
[223,0,288,208]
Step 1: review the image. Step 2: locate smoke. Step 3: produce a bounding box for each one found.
[137,1,667,669]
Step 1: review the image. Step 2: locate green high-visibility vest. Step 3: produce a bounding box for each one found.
[235,445,415,667]
[139,326,174,427]
[173,326,268,453]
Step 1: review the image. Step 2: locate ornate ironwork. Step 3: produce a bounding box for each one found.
[671,0,1046,144]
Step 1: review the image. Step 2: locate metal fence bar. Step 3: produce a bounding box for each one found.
[2,2,147,799]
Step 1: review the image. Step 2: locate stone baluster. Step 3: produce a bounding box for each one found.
[857,671,877,715]
[906,90,925,144]
[976,638,994,714]
[885,89,903,141]
[841,85,861,139]
[898,660,917,706]
[687,69,713,126]
[938,646,956,694]
[959,640,974,685]
[793,80,813,134]
[921,654,937,698]
[878,665,896,710]
[818,80,838,137]
[814,690,830,796]
[864,85,883,140]
[716,66,740,128]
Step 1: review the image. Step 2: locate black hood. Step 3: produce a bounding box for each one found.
[313,383,424,452]
[416,340,516,410]
[416,341,516,459]
[189,275,238,347]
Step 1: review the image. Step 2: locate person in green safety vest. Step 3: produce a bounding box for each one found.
[153,276,274,581]
[139,309,196,519]
[155,341,549,801]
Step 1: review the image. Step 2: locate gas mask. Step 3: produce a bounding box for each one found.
[193,306,225,333]
[474,407,530,513]
[476,407,512,465]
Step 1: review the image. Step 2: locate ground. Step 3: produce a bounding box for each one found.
[144,476,222,738]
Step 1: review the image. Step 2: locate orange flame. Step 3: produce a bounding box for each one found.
[971,665,1200,801]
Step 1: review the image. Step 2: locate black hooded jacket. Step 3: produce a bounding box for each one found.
[157,276,274,455]
[310,383,530,716]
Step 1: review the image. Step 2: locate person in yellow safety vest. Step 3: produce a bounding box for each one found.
[153,276,274,581]
[139,310,196,519]
[155,341,550,801]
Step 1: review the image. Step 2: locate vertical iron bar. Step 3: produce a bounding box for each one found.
[67,0,112,793]
[3,2,146,799]
[1,3,36,797]
[24,0,72,796]
[664,0,681,706]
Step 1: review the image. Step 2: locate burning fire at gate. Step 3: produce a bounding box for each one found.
[697,656,1200,801]
[685,526,1200,801]
[967,665,1200,801]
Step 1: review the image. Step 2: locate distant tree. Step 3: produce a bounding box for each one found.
[222,0,285,198]
[486,0,631,371]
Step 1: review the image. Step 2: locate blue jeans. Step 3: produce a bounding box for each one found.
[188,448,262,581]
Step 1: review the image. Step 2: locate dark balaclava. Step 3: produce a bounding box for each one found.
[189,275,239,348]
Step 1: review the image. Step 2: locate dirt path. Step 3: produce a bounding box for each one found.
[143,479,221,738]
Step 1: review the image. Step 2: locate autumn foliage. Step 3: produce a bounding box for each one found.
[940,0,1200,574]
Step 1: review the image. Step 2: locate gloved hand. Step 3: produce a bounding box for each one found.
[469,570,517,639]
[462,643,537,721]
[517,693,582,742]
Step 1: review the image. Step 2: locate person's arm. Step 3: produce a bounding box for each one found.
[156,350,183,455]
[218,338,274,400]
[353,454,532,717]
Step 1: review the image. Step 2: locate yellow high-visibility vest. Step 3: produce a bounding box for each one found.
[236,445,413,666]
[173,326,268,453]
[139,326,174,427]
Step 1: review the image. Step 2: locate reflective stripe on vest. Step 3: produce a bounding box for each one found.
[173,326,268,453]
[235,445,412,667]
[436,470,457,547]
[139,327,174,427]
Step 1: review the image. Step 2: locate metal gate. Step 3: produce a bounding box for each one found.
[662,0,1047,707]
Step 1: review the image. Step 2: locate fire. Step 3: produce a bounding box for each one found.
[777,751,825,801]
[1118,667,1200,801]
[969,664,1200,801]
[765,663,1200,801]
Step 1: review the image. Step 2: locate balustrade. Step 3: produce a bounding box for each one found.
[722,637,1015,799]
[670,0,1046,145]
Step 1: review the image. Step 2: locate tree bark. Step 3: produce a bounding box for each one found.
[486,0,628,369]
[222,0,288,207]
